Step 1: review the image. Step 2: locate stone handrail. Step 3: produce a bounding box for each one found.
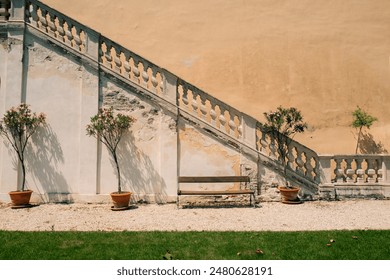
[318,154,390,185]
[100,36,165,96]
[256,125,320,184]
[177,79,243,139]
[25,0,88,53]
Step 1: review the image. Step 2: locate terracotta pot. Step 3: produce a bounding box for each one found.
[110,191,132,209]
[9,190,33,206]
[277,186,300,202]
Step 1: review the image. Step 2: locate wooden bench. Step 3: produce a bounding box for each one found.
[177,176,256,207]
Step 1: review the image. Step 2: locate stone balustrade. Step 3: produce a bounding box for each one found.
[25,0,86,52]
[256,125,320,184]
[177,80,243,139]
[0,0,10,21]
[319,155,390,184]
[100,37,165,95]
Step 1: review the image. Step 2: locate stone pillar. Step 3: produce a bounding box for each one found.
[161,69,178,106]
[84,27,100,62]
[8,0,24,22]
[241,114,257,150]
[158,112,178,203]
[76,63,100,201]
[0,0,25,200]
[382,156,390,183]
[318,155,333,185]
[0,0,10,21]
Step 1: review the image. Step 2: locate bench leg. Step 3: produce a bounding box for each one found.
[251,194,256,208]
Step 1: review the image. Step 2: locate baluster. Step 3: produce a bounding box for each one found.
[199,96,208,121]
[73,25,83,51]
[56,17,66,42]
[377,158,384,183]
[140,63,149,88]
[112,46,122,73]
[345,158,355,183]
[47,13,57,36]
[181,85,189,109]
[219,108,227,133]
[159,77,165,94]
[287,145,295,170]
[132,58,141,84]
[226,112,234,136]
[39,7,48,32]
[269,136,277,159]
[65,22,74,47]
[209,104,217,127]
[259,129,269,154]
[191,90,199,115]
[312,157,319,181]
[295,149,305,175]
[237,117,243,139]
[366,158,376,183]
[228,114,238,138]
[102,42,113,68]
[123,52,131,79]
[355,158,365,183]
[305,154,315,180]
[334,158,345,183]
[27,2,39,26]
[150,67,159,93]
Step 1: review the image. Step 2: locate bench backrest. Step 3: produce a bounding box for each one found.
[179,176,250,183]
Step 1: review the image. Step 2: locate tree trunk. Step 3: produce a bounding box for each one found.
[112,151,121,193]
[355,127,362,154]
[20,159,26,191]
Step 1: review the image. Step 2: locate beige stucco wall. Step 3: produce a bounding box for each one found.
[43,0,390,154]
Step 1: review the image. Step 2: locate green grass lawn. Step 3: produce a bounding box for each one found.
[0,230,389,260]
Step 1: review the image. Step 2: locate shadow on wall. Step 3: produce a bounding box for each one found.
[359,132,388,154]
[115,132,167,203]
[28,124,72,203]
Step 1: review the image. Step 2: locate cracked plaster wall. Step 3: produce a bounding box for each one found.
[99,79,177,203]
[179,120,245,191]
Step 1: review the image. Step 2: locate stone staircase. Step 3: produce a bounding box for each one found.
[1,0,389,201]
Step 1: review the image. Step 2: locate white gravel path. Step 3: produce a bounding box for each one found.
[1,200,389,232]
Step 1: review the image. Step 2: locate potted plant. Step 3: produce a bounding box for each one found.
[86,107,136,210]
[262,106,307,203]
[0,103,46,207]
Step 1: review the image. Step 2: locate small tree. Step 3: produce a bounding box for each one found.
[352,106,377,154]
[262,106,307,187]
[86,107,135,193]
[0,103,46,191]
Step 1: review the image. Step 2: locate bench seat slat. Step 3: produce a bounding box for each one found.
[179,176,250,183]
[178,190,254,195]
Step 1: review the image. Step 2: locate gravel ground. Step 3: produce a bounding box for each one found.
[0,200,389,232]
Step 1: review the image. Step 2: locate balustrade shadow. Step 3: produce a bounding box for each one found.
[28,124,71,203]
[114,132,167,204]
[359,132,388,154]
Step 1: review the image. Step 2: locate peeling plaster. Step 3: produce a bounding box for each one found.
[179,125,244,190]
[0,37,22,52]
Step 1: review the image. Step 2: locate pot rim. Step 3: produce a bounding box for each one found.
[9,189,33,194]
[277,186,300,191]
